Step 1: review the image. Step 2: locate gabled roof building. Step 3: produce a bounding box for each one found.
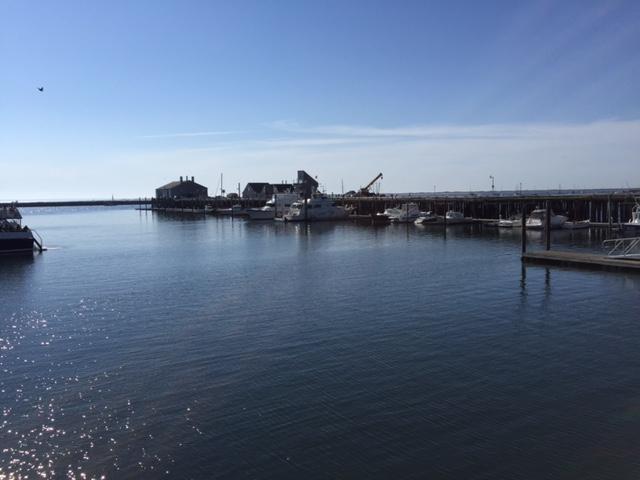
[156,176,208,199]
[242,171,318,200]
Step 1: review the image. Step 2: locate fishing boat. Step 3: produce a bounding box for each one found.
[0,205,44,254]
[526,209,567,230]
[284,193,349,221]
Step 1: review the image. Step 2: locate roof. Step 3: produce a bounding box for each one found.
[245,182,271,191]
[157,180,207,190]
[272,183,294,192]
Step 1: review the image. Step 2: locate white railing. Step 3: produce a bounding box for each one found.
[31,229,45,252]
[603,237,640,258]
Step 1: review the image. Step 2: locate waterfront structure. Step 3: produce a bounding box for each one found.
[156,176,208,200]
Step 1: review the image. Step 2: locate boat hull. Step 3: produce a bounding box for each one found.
[284,213,349,222]
[0,232,35,254]
[497,220,522,228]
[622,223,640,234]
[563,221,591,230]
[246,209,275,220]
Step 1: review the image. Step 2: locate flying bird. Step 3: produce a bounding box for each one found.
[37,87,44,92]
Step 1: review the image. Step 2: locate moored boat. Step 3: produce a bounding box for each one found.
[445,210,472,224]
[414,211,441,225]
[563,220,591,230]
[283,193,349,221]
[622,199,640,233]
[246,193,299,220]
[389,203,421,223]
[216,204,246,216]
[0,205,43,254]
[526,209,567,230]
[497,215,523,228]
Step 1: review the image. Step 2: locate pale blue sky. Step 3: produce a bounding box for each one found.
[1,0,640,199]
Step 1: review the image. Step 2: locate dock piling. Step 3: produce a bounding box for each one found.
[545,202,551,251]
[521,204,527,253]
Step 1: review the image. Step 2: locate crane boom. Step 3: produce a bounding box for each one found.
[361,172,383,194]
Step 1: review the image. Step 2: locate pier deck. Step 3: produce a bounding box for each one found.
[522,250,640,273]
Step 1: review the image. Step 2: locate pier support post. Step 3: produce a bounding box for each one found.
[521,204,527,253]
[545,201,551,251]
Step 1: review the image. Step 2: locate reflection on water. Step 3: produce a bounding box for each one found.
[1,209,640,479]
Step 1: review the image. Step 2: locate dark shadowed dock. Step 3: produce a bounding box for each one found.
[523,250,640,273]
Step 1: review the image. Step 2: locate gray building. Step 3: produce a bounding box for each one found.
[156,176,208,199]
[242,171,318,200]
[295,170,318,195]
[242,182,272,200]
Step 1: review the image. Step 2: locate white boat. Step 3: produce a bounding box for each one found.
[563,220,591,230]
[389,203,421,223]
[526,209,567,230]
[246,193,299,220]
[622,200,640,233]
[378,207,401,218]
[246,205,275,220]
[414,211,440,224]
[0,205,43,254]
[216,204,246,216]
[497,216,523,228]
[284,193,349,221]
[445,210,472,224]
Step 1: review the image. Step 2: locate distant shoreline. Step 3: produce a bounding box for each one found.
[0,199,152,208]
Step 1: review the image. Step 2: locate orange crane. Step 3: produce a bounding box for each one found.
[358,172,383,196]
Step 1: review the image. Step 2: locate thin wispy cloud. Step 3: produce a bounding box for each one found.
[140,131,241,139]
[266,119,637,141]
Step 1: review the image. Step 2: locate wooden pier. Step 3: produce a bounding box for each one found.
[522,250,640,273]
[149,190,639,226]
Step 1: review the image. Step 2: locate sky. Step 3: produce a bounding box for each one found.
[1,0,640,200]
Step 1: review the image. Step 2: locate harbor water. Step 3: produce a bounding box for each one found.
[1,207,640,479]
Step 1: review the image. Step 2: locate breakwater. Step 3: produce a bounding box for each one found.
[2,199,152,208]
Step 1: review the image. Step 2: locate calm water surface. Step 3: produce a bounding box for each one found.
[1,207,639,479]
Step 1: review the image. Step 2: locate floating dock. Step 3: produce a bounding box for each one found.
[522,250,640,273]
